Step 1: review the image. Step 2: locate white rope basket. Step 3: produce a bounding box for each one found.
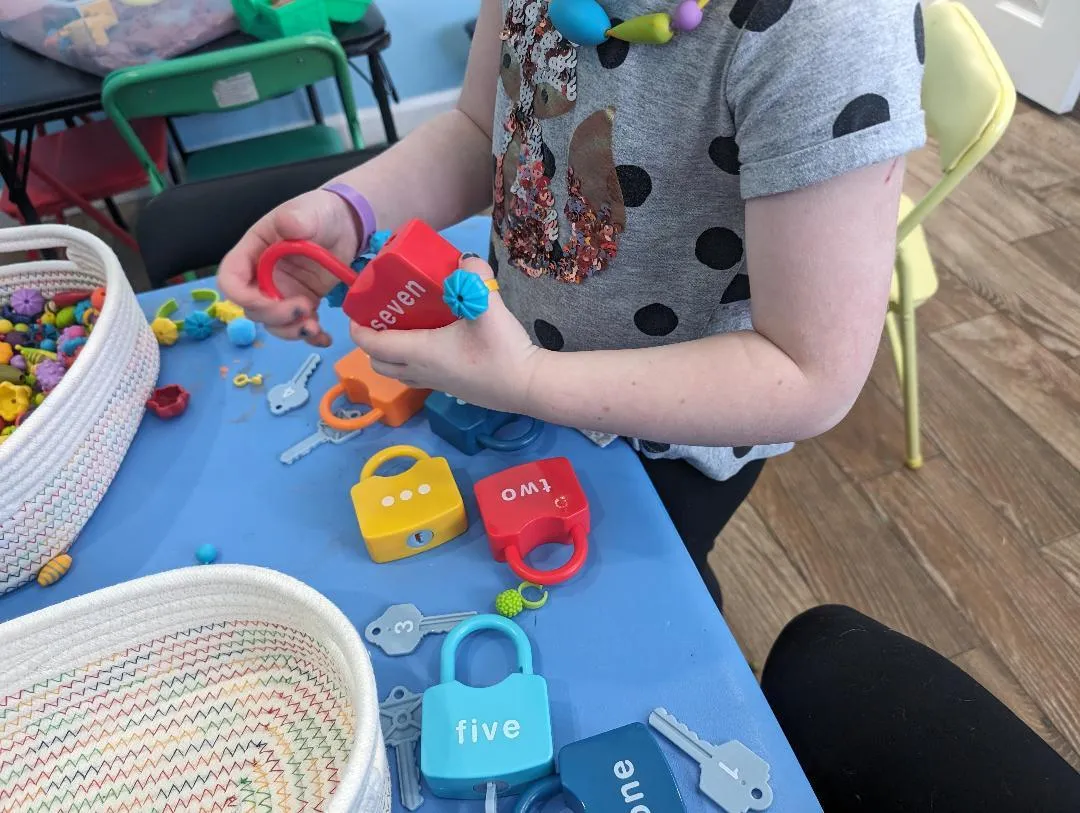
[0,565,391,813]
[0,224,159,595]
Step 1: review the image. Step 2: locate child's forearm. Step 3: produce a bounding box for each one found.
[329,108,494,237]
[524,330,862,447]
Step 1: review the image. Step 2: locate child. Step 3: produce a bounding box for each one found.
[219,0,926,607]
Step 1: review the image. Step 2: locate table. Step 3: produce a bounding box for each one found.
[0,218,822,812]
[0,5,397,225]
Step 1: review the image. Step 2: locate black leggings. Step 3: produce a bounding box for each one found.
[763,605,1080,812]
[641,455,765,611]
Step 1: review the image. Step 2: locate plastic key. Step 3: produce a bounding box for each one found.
[381,686,424,811]
[267,352,321,415]
[365,603,476,656]
[648,708,773,813]
[279,408,366,465]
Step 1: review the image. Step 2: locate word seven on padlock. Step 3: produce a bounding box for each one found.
[351,445,467,563]
[421,615,554,799]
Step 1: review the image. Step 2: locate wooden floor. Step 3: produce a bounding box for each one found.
[714,99,1080,769]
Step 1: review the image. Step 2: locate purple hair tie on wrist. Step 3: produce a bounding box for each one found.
[323,182,377,253]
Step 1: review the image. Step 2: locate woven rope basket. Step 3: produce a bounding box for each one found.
[0,224,159,595]
[0,565,391,812]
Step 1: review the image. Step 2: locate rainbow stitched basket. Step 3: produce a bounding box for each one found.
[0,565,391,812]
[0,224,159,595]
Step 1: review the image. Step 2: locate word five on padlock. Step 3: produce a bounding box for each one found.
[256,219,490,332]
[514,724,686,813]
[474,457,590,586]
[421,615,554,799]
[351,445,467,563]
[425,392,543,456]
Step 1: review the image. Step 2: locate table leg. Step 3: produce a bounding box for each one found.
[306,86,325,125]
[1,129,41,226]
[369,54,399,144]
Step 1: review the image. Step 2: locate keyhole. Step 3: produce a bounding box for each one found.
[751,789,763,800]
[408,529,434,548]
[370,627,382,636]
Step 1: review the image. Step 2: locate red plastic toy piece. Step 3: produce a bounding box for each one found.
[146,384,190,419]
[474,457,590,586]
[256,219,463,332]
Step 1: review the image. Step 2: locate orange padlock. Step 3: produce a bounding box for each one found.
[319,348,430,431]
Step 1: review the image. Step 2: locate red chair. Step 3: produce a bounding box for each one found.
[1,118,169,251]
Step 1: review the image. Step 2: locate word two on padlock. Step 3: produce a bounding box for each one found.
[474,457,591,586]
[421,615,554,799]
[351,445,467,563]
[425,392,542,456]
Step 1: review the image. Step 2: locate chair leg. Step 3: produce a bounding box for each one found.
[900,300,922,470]
[103,197,128,231]
[884,310,904,387]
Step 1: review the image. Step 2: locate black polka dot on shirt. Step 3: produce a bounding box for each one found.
[733,445,754,459]
[616,164,652,207]
[641,441,671,454]
[709,136,740,175]
[721,273,751,303]
[534,319,565,351]
[634,303,679,336]
[833,94,892,138]
[729,0,793,32]
[597,18,630,69]
[914,4,926,65]
[695,227,744,270]
[541,141,556,178]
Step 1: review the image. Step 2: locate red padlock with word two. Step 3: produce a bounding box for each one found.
[256,219,498,331]
[473,457,590,586]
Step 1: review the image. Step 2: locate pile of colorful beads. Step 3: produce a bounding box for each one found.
[0,286,105,444]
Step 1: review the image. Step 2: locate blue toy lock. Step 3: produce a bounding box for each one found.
[425,392,543,456]
[515,724,685,812]
[421,615,554,799]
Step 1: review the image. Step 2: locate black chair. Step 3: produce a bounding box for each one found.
[135,146,385,288]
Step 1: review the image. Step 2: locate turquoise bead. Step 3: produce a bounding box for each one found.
[548,0,611,46]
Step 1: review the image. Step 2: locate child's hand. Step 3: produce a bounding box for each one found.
[218,189,362,347]
[350,255,543,414]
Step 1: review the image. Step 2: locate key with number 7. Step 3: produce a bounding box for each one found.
[648,707,773,813]
[364,603,476,656]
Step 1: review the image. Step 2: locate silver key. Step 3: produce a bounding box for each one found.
[365,603,476,656]
[380,686,423,811]
[279,408,365,465]
[267,352,321,415]
[649,707,773,813]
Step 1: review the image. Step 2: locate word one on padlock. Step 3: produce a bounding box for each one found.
[421,615,554,799]
[319,348,429,432]
[514,723,685,813]
[474,457,590,586]
[425,392,543,456]
[351,445,467,563]
[256,218,492,331]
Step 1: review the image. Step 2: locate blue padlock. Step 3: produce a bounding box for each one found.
[515,724,685,812]
[425,392,543,456]
[421,615,554,798]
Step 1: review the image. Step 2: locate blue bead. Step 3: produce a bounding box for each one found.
[442,269,492,321]
[369,229,392,254]
[326,282,349,309]
[226,317,258,347]
[184,311,215,340]
[195,543,218,564]
[40,339,56,352]
[548,0,611,45]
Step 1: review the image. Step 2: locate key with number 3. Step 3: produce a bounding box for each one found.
[365,603,476,656]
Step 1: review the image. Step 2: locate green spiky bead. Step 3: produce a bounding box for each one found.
[495,589,524,618]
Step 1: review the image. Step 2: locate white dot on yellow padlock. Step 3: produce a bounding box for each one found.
[351,445,468,563]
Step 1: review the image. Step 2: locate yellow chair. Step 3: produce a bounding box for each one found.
[888,1,1015,468]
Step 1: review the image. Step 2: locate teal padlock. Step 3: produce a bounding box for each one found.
[421,615,554,798]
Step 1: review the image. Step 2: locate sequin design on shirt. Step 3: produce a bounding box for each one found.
[496,0,626,283]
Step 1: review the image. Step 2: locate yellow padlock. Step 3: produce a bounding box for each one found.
[352,445,467,563]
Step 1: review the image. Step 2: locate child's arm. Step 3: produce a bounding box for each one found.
[352,158,902,446]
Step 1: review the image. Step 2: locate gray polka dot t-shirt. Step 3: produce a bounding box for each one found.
[490,0,927,480]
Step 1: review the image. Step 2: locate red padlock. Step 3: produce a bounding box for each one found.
[474,457,590,586]
[256,219,463,331]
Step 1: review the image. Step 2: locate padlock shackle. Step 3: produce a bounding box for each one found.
[478,417,543,452]
[505,524,588,586]
[513,776,562,813]
[319,384,384,431]
[360,444,432,480]
[440,614,534,684]
[256,239,359,301]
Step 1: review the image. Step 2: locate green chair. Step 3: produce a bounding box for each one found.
[103,34,363,194]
